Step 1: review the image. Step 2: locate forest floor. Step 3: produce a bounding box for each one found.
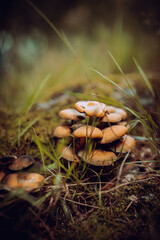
[0,73,160,240]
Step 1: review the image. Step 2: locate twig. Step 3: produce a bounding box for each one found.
[29,207,55,240]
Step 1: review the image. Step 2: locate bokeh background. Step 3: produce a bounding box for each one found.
[0,0,160,109]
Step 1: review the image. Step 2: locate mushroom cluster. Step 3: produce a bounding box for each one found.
[54,100,135,166]
[0,155,44,191]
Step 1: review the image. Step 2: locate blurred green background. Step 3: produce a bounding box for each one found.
[0,0,160,110]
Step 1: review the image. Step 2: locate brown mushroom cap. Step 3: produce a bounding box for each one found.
[100,125,128,144]
[54,125,71,138]
[78,149,117,166]
[115,108,127,120]
[73,125,103,139]
[102,112,122,123]
[9,155,35,171]
[59,108,85,120]
[0,171,5,182]
[111,135,135,153]
[0,155,17,166]
[3,173,45,191]
[74,101,107,117]
[61,146,79,162]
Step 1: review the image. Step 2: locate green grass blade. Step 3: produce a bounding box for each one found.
[133,57,155,97]
[17,73,51,120]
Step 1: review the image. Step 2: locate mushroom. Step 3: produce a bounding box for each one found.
[0,171,5,182]
[59,108,85,121]
[111,135,135,153]
[8,155,35,171]
[73,125,103,139]
[0,155,17,166]
[117,121,130,130]
[100,125,128,144]
[60,146,79,162]
[54,125,71,138]
[115,108,127,120]
[3,172,45,191]
[102,112,122,123]
[78,149,117,166]
[74,101,107,117]
[54,99,136,167]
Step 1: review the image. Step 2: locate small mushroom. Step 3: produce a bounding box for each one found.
[100,125,128,144]
[54,125,71,138]
[115,108,127,120]
[102,112,122,123]
[9,155,35,171]
[73,125,103,139]
[3,172,45,191]
[74,101,107,117]
[104,105,116,113]
[60,146,79,162]
[118,121,130,130]
[59,109,85,121]
[0,155,17,166]
[0,171,5,182]
[111,135,135,153]
[78,149,117,166]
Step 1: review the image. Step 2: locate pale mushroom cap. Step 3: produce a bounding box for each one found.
[9,155,35,171]
[102,112,122,123]
[104,105,116,113]
[118,121,130,130]
[61,146,79,162]
[111,135,135,153]
[3,173,45,191]
[74,101,107,117]
[59,108,85,120]
[73,125,103,139]
[115,108,127,120]
[100,125,128,144]
[54,125,71,138]
[78,149,117,166]
[0,171,5,182]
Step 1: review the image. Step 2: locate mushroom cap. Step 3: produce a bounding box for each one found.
[78,149,117,166]
[118,121,130,130]
[61,146,79,162]
[102,112,122,123]
[0,171,5,182]
[9,155,35,171]
[59,108,85,120]
[111,135,135,153]
[100,125,128,144]
[3,173,45,191]
[54,125,71,138]
[74,101,107,117]
[104,105,116,113]
[73,125,103,139]
[0,155,17,166]
[115,108,127,120]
